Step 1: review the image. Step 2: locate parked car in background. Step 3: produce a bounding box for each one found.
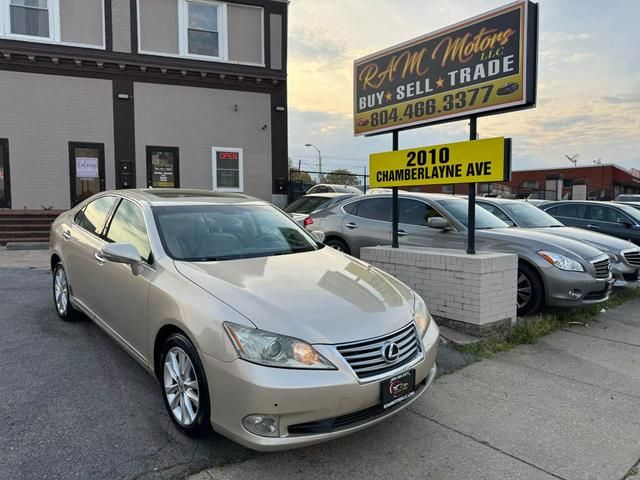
[616,201,640,213]
[49,189,439,450]
[308,193,613,315]
[306,184,362,194]
[615,194,640,203]
[540,201,640,246]
[477,198,640,286]
[284,193,359,226]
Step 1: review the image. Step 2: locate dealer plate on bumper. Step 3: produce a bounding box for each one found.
[381,369,416,409]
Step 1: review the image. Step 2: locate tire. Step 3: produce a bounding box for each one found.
[326,237,350,255]
[52,263,80,321]
[517,263,544,316]
[160,333,211,437]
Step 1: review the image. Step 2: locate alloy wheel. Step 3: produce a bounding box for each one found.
[517,272,532,309]
[54,267,69,315]
[163,347,200,426]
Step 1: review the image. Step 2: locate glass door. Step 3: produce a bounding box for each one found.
[147,147,180,188]
[0,140,10,208]
[69,143,105,207]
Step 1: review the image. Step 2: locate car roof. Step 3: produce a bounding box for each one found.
[102,189,264,207]
[298,192,357,199]
[544,200,624,206]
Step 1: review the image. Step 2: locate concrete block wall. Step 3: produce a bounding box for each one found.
[361,246,518,336]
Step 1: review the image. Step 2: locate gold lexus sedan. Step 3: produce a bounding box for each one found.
[49,189,439,450]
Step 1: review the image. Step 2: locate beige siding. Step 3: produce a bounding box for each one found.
[138,0,179,54]
[134,82,272,201]
[0,71,114,210]
[270,13,282,70]
[60,0,104,46]
[227,4,263,65]
[111,0,131,53]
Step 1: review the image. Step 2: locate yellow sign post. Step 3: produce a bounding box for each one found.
[369,137,511,188]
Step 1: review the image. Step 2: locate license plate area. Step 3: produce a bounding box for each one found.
[381,369,416,410]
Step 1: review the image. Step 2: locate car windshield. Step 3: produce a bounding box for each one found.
[436,199,509,229]
[502,202,564,228]
[284,196,332,214]
[153,204,318,261]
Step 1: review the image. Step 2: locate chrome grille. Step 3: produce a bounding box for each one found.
[592,258,611,279]
[336,323,421,380]
[624,250,640,266]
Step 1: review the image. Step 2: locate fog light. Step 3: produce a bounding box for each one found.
[242,414,280,437]
[568,289,582,299]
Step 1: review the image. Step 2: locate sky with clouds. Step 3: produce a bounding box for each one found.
[286,0,640,177]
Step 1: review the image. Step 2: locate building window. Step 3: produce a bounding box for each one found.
[212,147,243,192]
[9,0,49,37]
[180,0,226,60]
[442,185,454,194]
[521,180,539,189]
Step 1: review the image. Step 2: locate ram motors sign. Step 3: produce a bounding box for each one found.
[354,1,538,136]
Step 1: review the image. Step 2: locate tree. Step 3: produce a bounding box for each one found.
[323,169,360,186]
[289,167,312,183]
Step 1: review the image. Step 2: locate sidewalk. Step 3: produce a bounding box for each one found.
[189,299,640,480]
[0,246,49,269]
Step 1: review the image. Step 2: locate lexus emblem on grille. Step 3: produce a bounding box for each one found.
[381,342,401,363]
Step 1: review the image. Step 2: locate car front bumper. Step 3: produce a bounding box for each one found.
[611,263,640,287]
[545,270,614,308]
[202,320,440,451]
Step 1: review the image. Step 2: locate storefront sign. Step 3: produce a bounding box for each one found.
[212,147,244,191]
[354,1,538,136]
[151,154,176,188]
[76,157,99,178]
[369,137,511,188]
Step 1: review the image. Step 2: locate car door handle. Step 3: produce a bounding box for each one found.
[94,252,106,265]
[62,230,71,241]
[398,229,408,237]
[586,224,600,230]
[345,222,358,229]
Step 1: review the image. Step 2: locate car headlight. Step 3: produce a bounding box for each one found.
[414,293,431,338]
[537,251,585,272]
[609,253,621,264]
[224,322,336,370]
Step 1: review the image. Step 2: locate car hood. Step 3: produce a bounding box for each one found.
[174,248,415,344]
[476,227,606,260]
[531,227,637,254]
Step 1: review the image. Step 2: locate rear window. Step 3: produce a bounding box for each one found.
[284,196,332,214]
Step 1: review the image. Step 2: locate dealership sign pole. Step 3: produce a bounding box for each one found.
[354,0,538,253]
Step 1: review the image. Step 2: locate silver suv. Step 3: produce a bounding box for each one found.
[308,193,613,315]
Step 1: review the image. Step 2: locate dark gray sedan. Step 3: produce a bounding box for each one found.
[308,193,613,316]
[540,201,640,246]
[477,198,640,286]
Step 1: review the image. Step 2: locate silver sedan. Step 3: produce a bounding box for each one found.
[49,189,439,450]
[308,193,614,316]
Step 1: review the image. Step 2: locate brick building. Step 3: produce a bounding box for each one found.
[420,164,640,200]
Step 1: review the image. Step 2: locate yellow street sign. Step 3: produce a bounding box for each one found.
[369,137,511,188]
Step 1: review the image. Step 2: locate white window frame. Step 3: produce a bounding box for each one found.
[0,0,105,49]
[212,147,244,193]
[178,0,228,62]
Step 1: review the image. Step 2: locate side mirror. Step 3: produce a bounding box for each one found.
[618,218,633,228]
[427,217,451,230]
[310,230,325,243]
[101,243,144,276]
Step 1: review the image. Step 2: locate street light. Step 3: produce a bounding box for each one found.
[305,143,322,175]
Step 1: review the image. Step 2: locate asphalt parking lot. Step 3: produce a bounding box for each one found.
[2,250,640,480]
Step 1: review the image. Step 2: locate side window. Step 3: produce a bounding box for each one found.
[73,207,86,226]
[105,200,152,262]
[603,207,629,223]
[479,203,512,225]
[343,201,359,215]
[399,199,431,226]
[557,203,586,219]
[76,196,117,235]
[356,198,392,222]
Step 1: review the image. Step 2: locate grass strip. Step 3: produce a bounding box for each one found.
[458,288,640,357]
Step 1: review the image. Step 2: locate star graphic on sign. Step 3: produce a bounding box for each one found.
[385,91,393,102]
[435,77,445,89]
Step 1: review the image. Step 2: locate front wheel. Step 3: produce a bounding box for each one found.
[517,263,544,316]
[160,334,211,437]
